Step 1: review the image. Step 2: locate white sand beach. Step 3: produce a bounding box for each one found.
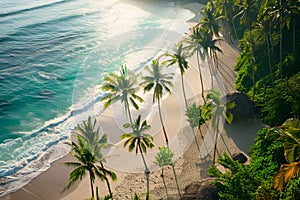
[1,2,264,200]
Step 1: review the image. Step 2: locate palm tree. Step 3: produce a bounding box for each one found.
[274,161,300,191]
[121,114,154,197]
[200,26,223,82]
[273,118,300,191]
[63,135,116,198]
[185,26,222,90]
[200,1,222,38]
[263,0,300,78]
[142,59,173,148]
[235,0,257,99]
[279,119,300,163]
[215,0,239,42]
[164,41,190,109]
[203,89,235,164]
[255,18,274,85]
[184,26,206,100]
[74,117,117,197]
[100,65,144,125]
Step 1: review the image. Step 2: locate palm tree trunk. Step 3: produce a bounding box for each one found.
[230,12,238,41]
[199,127,209,156]
[138,144,150,196]
[161,167,168,198]
[207,56,214,89]
[266,33,274,85]
[100,162,113,198]
[219,129,232,157]
[212,117,220,165]
[181,74,188,109]
[280,20,283,78]
[293,18,295,54]
[196,52,205,102]
[158,97,168,148]
[204,122,220,156]
[126,102,133,126]
[89,172,95,198]
[248,24,256,100]
[171,163,181,198]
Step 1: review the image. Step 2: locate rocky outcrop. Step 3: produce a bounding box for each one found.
[223,92,258,122]
[180,178,219,200]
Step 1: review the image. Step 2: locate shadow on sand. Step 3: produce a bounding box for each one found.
[224,120,265,154]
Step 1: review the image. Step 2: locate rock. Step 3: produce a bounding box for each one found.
[232,152,248,164]
[223,92,258,122]
[180,178,219,200]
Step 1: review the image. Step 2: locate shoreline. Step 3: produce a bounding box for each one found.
[1,2,205,199]
[0,1,262,200]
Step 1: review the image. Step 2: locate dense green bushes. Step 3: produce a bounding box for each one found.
[229,0,300,126]
[209,125,300,199]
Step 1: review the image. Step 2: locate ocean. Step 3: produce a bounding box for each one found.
[0,0,193,196]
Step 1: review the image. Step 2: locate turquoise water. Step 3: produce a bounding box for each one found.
[0,0,193,195]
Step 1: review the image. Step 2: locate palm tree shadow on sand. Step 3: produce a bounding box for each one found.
[197,155,213,179]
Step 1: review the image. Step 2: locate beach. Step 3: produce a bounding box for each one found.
[1,2,264,200]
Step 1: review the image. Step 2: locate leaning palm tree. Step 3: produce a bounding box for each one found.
[121,114,154,197]
[203,89,235,165]
[74,117,116,197]
[200,26,223,87]
[142,59,173,148]
[63,135,116,199]
[215,0,239,42]
[184,26,206,101]
[200,1,222,38]
[164,41,190,109]
[184,26,222,92]
[100,65,144,125]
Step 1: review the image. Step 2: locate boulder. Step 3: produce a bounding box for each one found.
[232,152,248,164]
[181,178,219,200]
[222,92,258,122]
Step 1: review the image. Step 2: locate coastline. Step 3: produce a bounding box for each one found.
[1,2,263,200]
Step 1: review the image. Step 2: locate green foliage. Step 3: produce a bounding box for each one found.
[209,126,292,199]
[230,0,300,127]
[154,146,174,167]
[280,176,300,200]
[249,128,285,179]
[208,153,258,199]
[259,72,300,126]
[185,103,206,129]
